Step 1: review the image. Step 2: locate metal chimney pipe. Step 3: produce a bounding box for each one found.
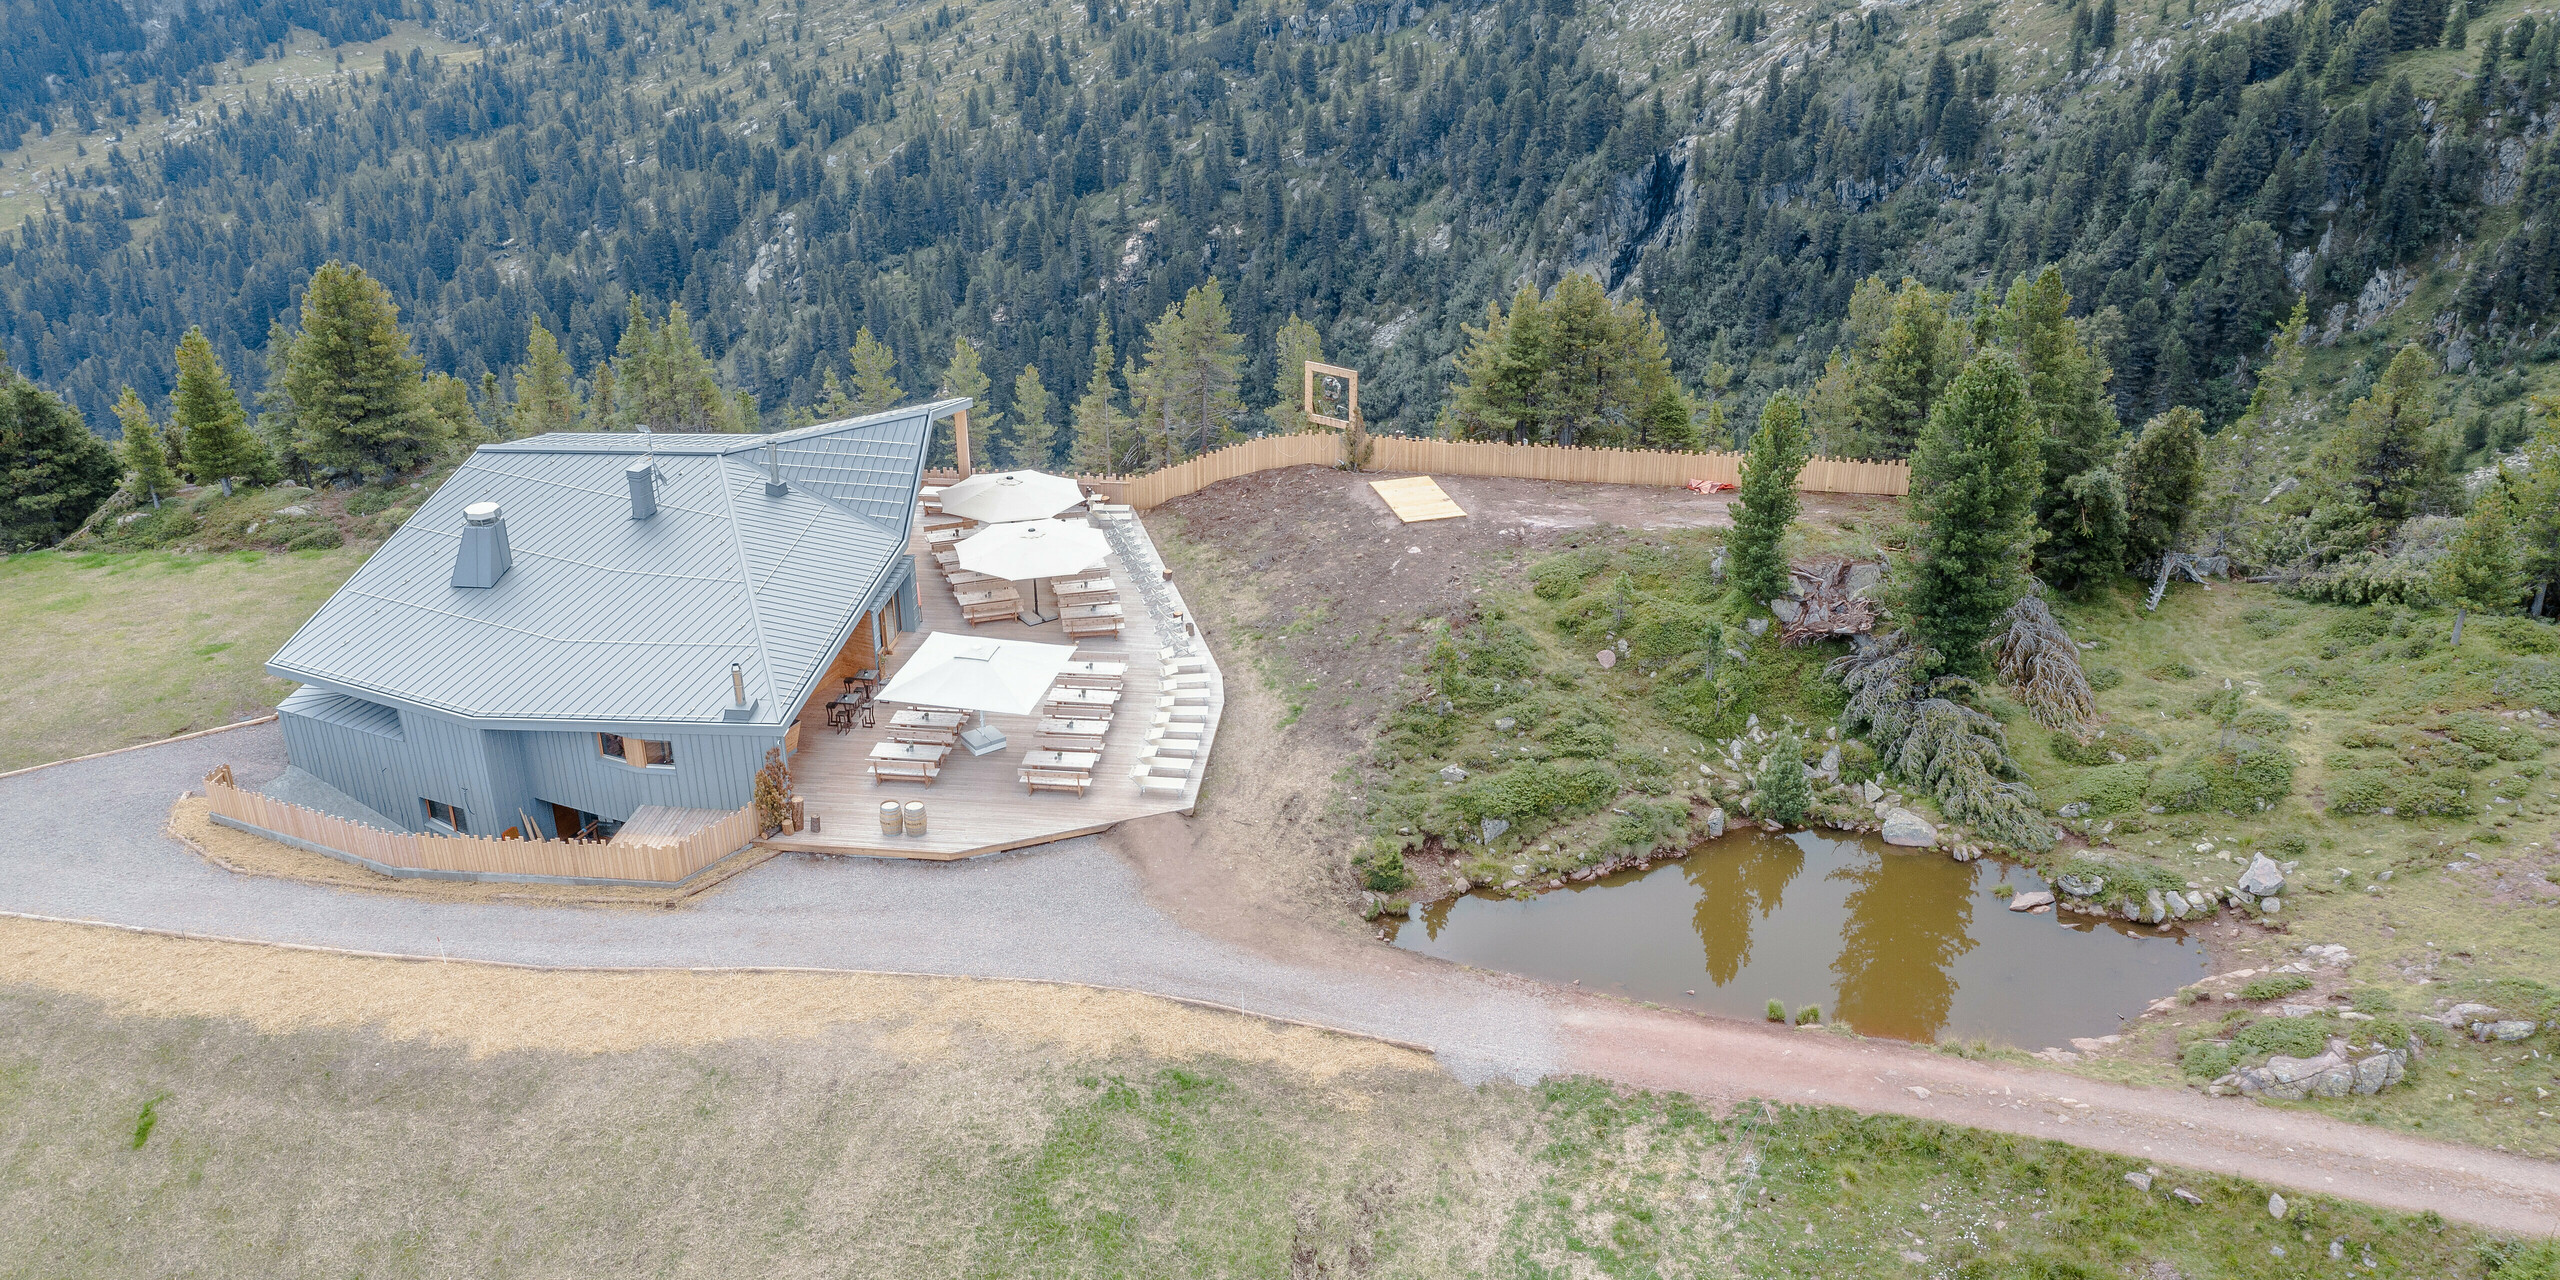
[764,441,789,497]
[730,662,747,707]
[626,459,658,520]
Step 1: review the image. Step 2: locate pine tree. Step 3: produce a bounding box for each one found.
[1908,351,2044,676]
[1070,319,1137,474]
[509,320,582,437]
[1727,391,1809,611]
[849,327,902,412]
[938,336,999,439]
[2003,266,2123,587]
[1009,364,1057,469]
[2515,395,2560,616]
[2196,298,2312,562]
[2118,405,2205,569]
[274,262,443,482]
[2436,479,2522,644]
[2313,344,2454,548]
[172,325,266,495]
[609,299,749,432]
[0,357,120,550]
[424,372,483,449]
[1272,313,1326,433]
[110,386,176,508]
[1134,278,1247,460]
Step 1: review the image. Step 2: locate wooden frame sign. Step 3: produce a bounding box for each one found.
[1302,361,1359,429]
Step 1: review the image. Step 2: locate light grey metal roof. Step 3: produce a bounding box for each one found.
[280,685,404,738]
[268,402,957,728]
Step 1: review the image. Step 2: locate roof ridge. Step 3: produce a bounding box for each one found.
[713,456,784,720]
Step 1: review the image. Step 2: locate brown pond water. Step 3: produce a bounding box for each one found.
[1385,828,2211,1047]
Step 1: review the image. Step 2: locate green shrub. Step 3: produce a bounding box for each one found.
[1446,761,1618,825]
[2147,766,2212,812]
[2346,987,2398,1015]
[1628,597,1718,662]
[1606,800,1688,852]
[286,526,344,551]
[2055,762,2149,815]
[2232,1016,2331,1058]
[1834,737,1878,783]
[1755,733,1811,825]
[2444,711,2542,761]
[1544,719,1618,758]
[1794,1003,1821,1025]
[2200,741,2296,808]
[1357,841,1413,893]
[345,486,405,515]
[2324,612,2391,647]
[2049,724,2161,766]
[2181,1040,2242,1079]
[2395,770,2478,817]
[1766,998,1787,1021]
[2147,660,2199,681]
[2479,614,2560,655]
[2238,974,2313,1002]
[2240,606,2299,637]
[2233,707,2293,738]
[2084,664,2124,691]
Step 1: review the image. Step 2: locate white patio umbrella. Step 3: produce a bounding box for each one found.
[939,469,1087,525]
[954,518,1112,625]
[874,630,1080,755]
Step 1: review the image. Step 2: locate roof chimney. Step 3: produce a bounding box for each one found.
[626,459,658,520]
[764,440,789,497]
[452,501,512,589]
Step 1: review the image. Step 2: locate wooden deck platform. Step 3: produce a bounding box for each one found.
[765,510,1220,860]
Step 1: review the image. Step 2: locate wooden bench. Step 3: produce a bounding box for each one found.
[1036,733,1106,754]
[869,759,939,784]
[1019,768,1092,796]
[957,586,1023,626]
[1063,612,1123,639]
[887,726,959,748]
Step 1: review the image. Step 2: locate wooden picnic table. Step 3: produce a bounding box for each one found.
[1046,688,1121,711]
[887,725,959,747]
[1060,659,1128,680]
[1021,749,1101,773]
[890,710,968,731]
[1038,717,1111,738]
[1062,601,1123,621]
[869,741,951,764]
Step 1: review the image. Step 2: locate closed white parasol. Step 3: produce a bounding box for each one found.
[955,518,1111,624]
[938,469,1087,525]
[873,630,1080,754]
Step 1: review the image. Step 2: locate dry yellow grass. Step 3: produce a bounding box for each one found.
[0,914,1431,1078]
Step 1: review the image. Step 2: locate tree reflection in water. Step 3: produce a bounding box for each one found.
[1828,838,1980,1041]
[1684,832,1805,986]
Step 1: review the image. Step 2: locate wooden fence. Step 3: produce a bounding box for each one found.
[202,767,760,884]
[938,433,1910,511]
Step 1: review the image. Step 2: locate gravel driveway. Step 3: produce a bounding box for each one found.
[0,723,1562,1084]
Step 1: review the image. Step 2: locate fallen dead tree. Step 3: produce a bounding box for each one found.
[1771,559,1880,646]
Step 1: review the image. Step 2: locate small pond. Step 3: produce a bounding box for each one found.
[1385,828,2212,1047]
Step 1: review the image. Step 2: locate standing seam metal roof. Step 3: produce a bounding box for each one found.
[266,402,958,727]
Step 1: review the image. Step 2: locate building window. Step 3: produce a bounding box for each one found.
[422,798,468,833]
[599,732,675,768]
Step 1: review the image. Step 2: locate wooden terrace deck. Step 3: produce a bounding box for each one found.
[765,508,1221,860]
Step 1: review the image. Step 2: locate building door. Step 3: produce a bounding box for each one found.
[549,802,590,840]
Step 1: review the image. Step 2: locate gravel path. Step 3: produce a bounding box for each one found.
[0,724,1562,1084]
[6,726,2557,1234]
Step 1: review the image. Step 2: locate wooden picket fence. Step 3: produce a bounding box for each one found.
[201,766,760,883]
[984,433,1911,511]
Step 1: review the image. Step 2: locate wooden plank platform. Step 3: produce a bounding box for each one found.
[1369,474,1467,522]
[767,504,1221,860]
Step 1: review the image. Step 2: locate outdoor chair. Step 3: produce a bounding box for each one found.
[1130,765,1186,796]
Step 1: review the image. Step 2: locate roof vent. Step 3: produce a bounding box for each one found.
[764,440,789,497]
[626,459,658,520]
[452,501,512,589]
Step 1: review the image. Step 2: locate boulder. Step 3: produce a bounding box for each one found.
[2480,1020,2540,1042]
[2056,872,2105,898]
[1816,744,1842,781]
[1745,617,1770,638]
[1768,599,1802,624]
[2163,890,2190,918]
[2238,854,2287,897]
[2145,889,2167,924]
[2171,1187,2204,1206]
[2008,890,2056,911]
[1860,779,1884,804]
[1494,717,1517,732]
[2269,1193,2288,1220]
[2350,1049,2408,1094]
[1845,562,1884,597]
[2124,1171,2154,1192]
[2236,1049,2353,1101]
[1705,807,1727,839]
[1438,765,1469,784]
[2439,1002,2502,1027]
[2057,801,2091,818]
[1880,808,1937,848]
[275,504,310,517]
[1595,648,1617,669]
